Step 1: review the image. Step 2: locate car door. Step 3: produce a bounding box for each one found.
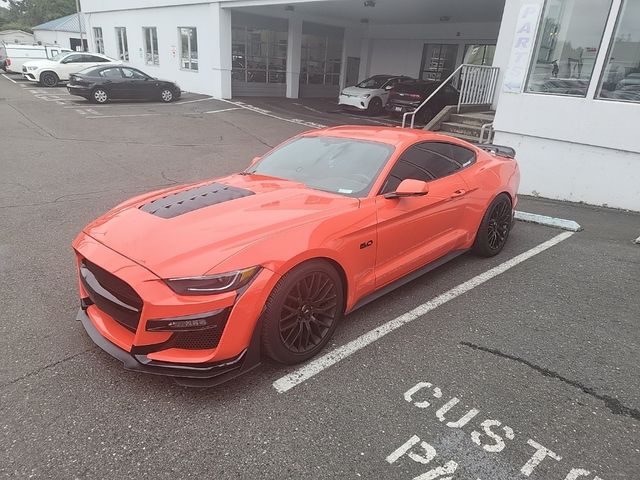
[374,141,474,288]
[98,67,127,98]
[57,53,85,79]
[121,67,153,99]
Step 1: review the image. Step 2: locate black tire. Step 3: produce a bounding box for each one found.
[367,97,383,116]
[472,193,513,257]
[261,260,344,364]
[160,88,174,103]
[40,71,58,87]
[91,88,109,104]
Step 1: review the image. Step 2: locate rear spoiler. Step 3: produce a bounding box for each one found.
[477,144,516,159]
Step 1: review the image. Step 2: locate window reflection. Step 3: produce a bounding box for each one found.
[598,0,640,103]
[526,0,613,96]
[232,26,287,83]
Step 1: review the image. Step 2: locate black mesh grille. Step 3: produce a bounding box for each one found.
[81,259,143,332]
[171,327,226,350]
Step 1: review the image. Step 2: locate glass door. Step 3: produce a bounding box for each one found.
[419,44,459,81]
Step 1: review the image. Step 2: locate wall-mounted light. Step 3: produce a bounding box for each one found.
[364,0,376,7]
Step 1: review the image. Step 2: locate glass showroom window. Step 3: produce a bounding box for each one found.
[463,44,496,66]
[300,34,342,86]
[526,0,613,96]
[598,0,640,103]
[143,27,159,65]
[115,27,129,61]
[179,27,198,71]
[93,27,104,54]
[232,26,287,83]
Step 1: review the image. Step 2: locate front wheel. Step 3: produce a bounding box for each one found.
[472,193,513,257]
[261,260,344,364]
[160,88,175,103]
[40,72,59,87]
[91,88,109,104]
[366,97,383,116]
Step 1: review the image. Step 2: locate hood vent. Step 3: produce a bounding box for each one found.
[139,182,255,219]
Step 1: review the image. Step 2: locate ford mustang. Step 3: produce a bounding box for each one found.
[72,126,520,386]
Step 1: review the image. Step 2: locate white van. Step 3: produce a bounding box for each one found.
[0,44,72,74]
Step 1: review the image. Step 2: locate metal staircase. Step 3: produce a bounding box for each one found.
[437,110,496,143]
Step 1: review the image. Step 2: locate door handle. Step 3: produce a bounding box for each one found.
[450,189,467,198]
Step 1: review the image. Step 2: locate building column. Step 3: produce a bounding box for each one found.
[211,2,232,99]
[358,37,372,81]
[286,15,302,99]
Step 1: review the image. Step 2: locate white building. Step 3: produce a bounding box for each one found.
[33,13,87,51]
[0,29,35,44]
[80,0,639,211]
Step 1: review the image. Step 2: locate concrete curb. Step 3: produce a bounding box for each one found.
[515,211,583,232]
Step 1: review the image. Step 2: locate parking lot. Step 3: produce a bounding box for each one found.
[1,72,639,479]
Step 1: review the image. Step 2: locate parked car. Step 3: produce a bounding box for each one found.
[72,126,520,386]
[68,65,181,103]
[22,51,119,87]
[0,43,71,74]
[386,81,460,123]
[338,74,414,115]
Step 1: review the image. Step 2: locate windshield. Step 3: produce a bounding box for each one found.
[248,136,394,197]
[356,75,394,89]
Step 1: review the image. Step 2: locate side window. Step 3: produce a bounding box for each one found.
[121,68,146,79]
[62,54,82,63]
[100,68,123,79]
[380,142,475,194]
[85,55,109,63]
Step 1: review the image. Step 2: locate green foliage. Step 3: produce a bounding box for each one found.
[3,0,76,30]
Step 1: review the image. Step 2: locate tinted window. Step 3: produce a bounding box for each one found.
[121,68,147,79]
[85,55,109,62]
[380,142,474,194]
[63,54,83,63]
[249,136,394,197]
[100,68,123,78]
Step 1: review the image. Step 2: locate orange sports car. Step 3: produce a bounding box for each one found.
[73,126,520,386]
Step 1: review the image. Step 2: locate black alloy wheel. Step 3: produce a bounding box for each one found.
[40,72,58,87]
[262,260,344,364]
[472,193,513,257]
[367,97,383,116]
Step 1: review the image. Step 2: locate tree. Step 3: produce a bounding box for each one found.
[4,0,76,29]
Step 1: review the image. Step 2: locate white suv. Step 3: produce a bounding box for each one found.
[22,52,120,87]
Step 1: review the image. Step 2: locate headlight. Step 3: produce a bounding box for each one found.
[165,266,261,295]
[27,66,38,71]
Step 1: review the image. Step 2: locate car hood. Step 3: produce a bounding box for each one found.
[341,86,382,96]
[82,174,359,279]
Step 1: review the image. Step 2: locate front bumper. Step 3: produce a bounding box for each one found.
[338,94,369,110]
[73,233,277,386]
[78,308,262,387]
[22,72,37,81]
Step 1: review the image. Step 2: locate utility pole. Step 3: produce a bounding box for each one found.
[75,0,85,51]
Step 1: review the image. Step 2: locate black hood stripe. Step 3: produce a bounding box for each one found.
[139,182,254,219]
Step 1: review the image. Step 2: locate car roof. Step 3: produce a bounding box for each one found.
[303,125,464,148]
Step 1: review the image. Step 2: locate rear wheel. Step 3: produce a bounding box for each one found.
[160,88,174,103]
[40,71,58,87]
[91,88,109,104]
[262,260,344,364]
[367,97,383,116]
[472,193,513,257]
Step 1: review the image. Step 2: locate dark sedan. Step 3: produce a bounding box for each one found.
[386,80,460,124]
[68,65,181,104]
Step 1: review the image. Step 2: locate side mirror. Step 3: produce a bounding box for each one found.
[384,179,429,199]
[385,85,393,90]
[249,156,261,167]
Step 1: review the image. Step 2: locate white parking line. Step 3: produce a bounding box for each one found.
[273,231,575,393]
[514,211,582,232]
[203,107,242,114]
[173,96,215,105]
[219,99,328,129]
[86,113,161,119]
[1,74,17,83]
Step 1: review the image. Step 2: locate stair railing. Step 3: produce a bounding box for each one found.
[402,64,500,129]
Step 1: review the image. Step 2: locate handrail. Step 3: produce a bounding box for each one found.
[402,64,500,129]
[479,122,494,144]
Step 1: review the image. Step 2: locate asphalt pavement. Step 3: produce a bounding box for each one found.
[1,74,638,479]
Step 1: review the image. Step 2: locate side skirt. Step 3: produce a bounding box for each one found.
[347,249,468,314]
